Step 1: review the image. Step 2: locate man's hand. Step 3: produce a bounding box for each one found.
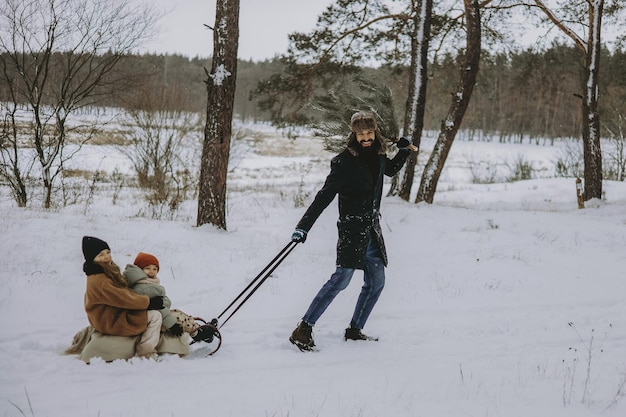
[291,228,307,243]
[396,136,418,152]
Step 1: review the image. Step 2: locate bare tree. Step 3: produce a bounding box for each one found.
[124,84,202,218]
[416,0,481,203]
[397,0,433,200]
[197,0,240,230]
[0,103,32,206]
[531,0,606,200]
[0,0,157,208]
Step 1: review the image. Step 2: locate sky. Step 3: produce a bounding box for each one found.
[145,0,334,61]
[1,112,626,416]
[142,0,623,62]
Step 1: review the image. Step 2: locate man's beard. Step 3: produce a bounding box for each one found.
[359,140,377,155]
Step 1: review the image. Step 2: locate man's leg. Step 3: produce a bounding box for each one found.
[349,239,385,330]
[290,267,355,350]
[302,267,355,325]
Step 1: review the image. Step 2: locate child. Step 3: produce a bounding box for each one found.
[123,252,183,337]
[124,252,216,343]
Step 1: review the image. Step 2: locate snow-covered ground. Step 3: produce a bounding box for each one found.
[1,124,625,417]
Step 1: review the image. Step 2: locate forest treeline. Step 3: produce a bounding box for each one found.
[2,43,625,140]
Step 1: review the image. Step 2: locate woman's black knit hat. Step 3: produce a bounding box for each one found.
[82,236,110,262]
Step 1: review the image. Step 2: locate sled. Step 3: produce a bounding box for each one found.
[189,317,222,356]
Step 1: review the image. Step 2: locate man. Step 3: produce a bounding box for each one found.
[289,111,416,351]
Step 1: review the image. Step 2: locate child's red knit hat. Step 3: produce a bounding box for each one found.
[134,252,159,271]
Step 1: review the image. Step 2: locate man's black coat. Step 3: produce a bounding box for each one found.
[296,138,410,269]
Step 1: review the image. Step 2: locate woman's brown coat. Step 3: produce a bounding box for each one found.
[84,273,150,336]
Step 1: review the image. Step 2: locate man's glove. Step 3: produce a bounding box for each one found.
[396,136,417,152]
[291,228,307,243]
[396,136,411,148]
[147,296,165,310]
[166,323,184,337]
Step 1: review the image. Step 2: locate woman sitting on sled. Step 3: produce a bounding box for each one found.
[65,236,216,363]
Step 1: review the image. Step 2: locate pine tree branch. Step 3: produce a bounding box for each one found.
[307,13,411,74]
[532,0,587,52]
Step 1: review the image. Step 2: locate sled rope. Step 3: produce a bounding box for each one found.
[217,241,298,329]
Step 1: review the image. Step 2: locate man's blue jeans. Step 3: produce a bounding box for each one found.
[302,239,385,329]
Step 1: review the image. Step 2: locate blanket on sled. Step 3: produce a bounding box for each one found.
[65,325,189,363]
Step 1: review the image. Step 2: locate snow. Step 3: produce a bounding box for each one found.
[210,63,232,86]
[1,124,626,417]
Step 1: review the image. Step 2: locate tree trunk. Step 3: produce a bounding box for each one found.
[415,0,481,204]
[197,0,240,229]
[582,0,603,200]
[398,0,432,201]
[532,0,605,200]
